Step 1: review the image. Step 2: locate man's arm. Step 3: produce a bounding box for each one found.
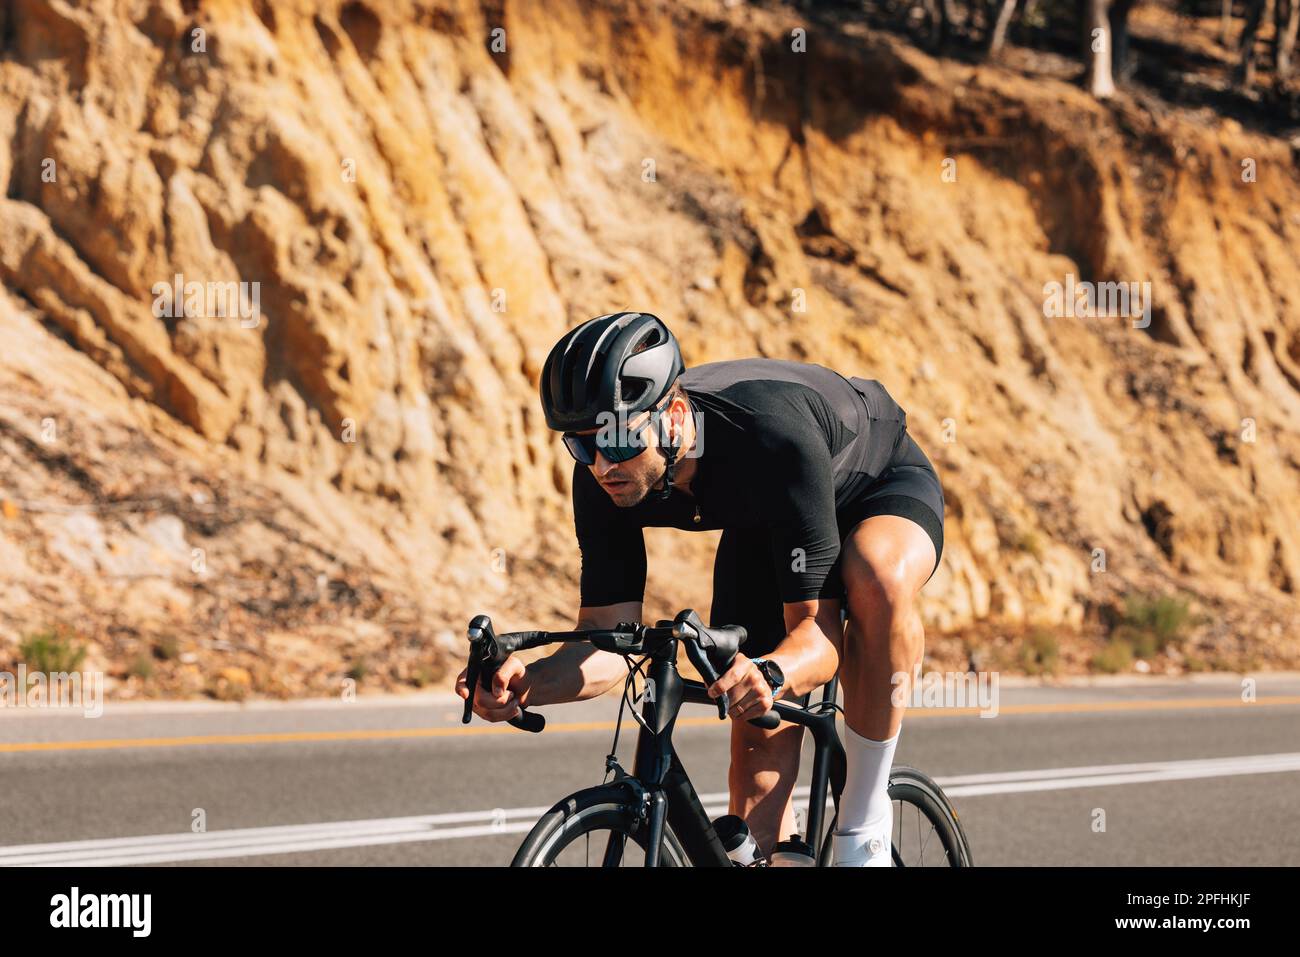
[538,463,649,706]
[523,602,641,707]
[707,599,841,720]
[456,602,641,721]
[773,598,843,695]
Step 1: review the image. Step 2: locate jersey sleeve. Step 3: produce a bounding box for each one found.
[572,463,647,606]
[763,431,842,603]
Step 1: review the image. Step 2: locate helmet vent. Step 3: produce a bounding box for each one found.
[631,328,660,354]
[620,379,648,404]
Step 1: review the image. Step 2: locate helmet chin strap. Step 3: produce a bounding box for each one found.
[653,441,679,502]
[651,398,691,502]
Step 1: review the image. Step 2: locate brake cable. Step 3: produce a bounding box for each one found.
[603,653,654,781]
[621,655,657,739]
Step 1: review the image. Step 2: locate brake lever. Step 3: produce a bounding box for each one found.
[461,654,481,725]
[678,613,780,729]
[681,631,728,720]
[463,615,546,733]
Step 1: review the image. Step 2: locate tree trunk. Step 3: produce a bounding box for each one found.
[1083,0,1116,98]
[921,0,938,44]
[921,0,956,48]
[945,0,960,40]
[1109,0,1137,82]
[989,0,1019,56]
[1237,0,1275,88]
[1223,0,1234,48]
[1277,0,1300,78]
[936,0,958,47]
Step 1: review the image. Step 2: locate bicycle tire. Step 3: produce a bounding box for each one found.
[885,766,973,866]
[511,783,692,867]
[819,765,974,867]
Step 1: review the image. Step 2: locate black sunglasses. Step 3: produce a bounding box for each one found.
[562,430,646,465]
[562,398,672,465]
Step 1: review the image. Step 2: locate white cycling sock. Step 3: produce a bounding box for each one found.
[831,726,899,867]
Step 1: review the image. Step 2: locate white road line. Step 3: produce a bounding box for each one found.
[0,806,554,857]
[4,752,1297,866]
[0,809,555,866]
[936,752,1300,786]
[942,754,1300,797]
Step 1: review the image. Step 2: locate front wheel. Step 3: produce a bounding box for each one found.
[820,765,974,867]
[512,783,692,867]
[885,766,973,867]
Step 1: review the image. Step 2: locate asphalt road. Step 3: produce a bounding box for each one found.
[1,674,1298,866]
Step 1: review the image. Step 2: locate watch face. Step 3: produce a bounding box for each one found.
[761,659,784,689]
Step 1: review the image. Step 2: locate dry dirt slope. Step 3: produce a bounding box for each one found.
[0,0,1297,698]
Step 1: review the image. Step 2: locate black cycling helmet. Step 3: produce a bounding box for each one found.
[540,312,685,432]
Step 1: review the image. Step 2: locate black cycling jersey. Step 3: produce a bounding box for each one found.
[572,358,925,608]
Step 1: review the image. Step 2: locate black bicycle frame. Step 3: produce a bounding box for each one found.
[623,635,848,867]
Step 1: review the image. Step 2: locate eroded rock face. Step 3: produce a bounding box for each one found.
[0,0,1297,696]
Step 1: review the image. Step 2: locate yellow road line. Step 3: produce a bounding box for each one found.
[1,696,1297,754]
[0,718,689,753]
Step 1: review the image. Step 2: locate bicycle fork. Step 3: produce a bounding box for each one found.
[627,649,732,867]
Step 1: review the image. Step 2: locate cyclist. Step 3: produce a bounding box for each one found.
[456,312,944,866]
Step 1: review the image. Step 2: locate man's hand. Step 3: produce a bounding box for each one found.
[707,653,775,721]
[455,655,531,722]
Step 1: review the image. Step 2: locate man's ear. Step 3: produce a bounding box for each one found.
[652,397,679,445]
[670,395,689,442]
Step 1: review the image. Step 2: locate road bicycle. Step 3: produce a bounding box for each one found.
[461,607,973,867]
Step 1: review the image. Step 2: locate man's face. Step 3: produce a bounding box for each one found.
[582,411,664,507]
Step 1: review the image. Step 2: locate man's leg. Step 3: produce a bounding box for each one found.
[833,513,937,865]
[727,716,803,854]
[839,514,935,738]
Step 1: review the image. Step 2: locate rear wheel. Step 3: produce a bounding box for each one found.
[512,784,692,867]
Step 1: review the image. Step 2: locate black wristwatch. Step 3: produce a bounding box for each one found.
[751,658,786,699]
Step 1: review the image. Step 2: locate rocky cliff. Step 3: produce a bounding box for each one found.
[1,0,1297,698]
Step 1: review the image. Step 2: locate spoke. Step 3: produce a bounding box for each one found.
[894,799,903,867]
[919,806,935,864]
[916,804,923,865]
